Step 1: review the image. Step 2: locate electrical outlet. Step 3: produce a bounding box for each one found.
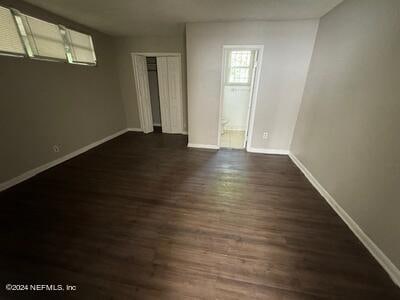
[263,132,269,139]
[53,145,61,153]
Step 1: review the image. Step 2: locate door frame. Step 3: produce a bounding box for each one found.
[130,52,183,133]
[217,45,264,151]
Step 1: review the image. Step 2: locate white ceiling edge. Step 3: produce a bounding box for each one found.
[21,0,344,37]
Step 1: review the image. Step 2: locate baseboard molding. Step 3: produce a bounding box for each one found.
[127,127,187,135]
[186,145,289,154]
[127,127,143,132]
[247,147,289,155]
[0,129,128,192]
[289,153,400,287]
[187,143,219,150]
[153,123,161,127]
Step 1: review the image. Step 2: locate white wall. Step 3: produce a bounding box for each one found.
[291,0,400,271]
[186,21,318,149]
[0,1,126,184]
[222,85,250,131]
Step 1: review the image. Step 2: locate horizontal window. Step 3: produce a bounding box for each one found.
[65,28,96,65]
[21,14,67,60]
[0,6,25,56]
[0,4,97,66]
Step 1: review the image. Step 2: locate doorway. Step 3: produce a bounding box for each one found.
[131,53,185,134]
[218,46,263,150]
[146,57,162,132]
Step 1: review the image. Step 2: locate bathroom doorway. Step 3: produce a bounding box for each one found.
[218,46,263,149]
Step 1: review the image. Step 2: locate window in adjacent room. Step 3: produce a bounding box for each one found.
[226,50,254,85]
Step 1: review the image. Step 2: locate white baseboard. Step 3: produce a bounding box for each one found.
[153,123,161,126]
[128,127,187,135]
[187,145,289,154]
[127,127,143,132]
[187,143,219,150]
[0,129,128,192]
[289,153,400,287]
[247,147,289,155]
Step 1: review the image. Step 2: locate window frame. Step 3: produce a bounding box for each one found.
[225,49,255,86]
[61,26,97,66]
[18,12,68,62]
[0,5,97,66]
[0,6,26,57]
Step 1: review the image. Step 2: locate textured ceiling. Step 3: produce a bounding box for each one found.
[23,0,343,36]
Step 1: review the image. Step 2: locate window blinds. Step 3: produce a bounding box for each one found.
[22,15,66,60]
[66,29,96,64]
[0,6,25,55]
[0,5,97,65]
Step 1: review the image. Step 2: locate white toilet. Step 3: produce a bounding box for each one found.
[221,118,229,134]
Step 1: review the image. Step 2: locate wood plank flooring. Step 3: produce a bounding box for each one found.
[220,130,245,149]
[0,132,399,299]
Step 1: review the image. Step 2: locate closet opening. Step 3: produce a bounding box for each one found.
[146,57,162,132]
[131,53,185,134]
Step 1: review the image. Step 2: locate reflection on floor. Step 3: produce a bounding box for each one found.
[1,132,399,298]
[220,130,245,149]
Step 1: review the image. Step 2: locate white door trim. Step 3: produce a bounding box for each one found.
[243,50,258,148]
[132,52,181,57]
[217,45,264,150]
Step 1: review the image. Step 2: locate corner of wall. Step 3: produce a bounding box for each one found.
[289,18,320,153]
[289,152,400,287]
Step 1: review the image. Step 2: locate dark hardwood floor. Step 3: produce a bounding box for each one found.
[0,132,399,299]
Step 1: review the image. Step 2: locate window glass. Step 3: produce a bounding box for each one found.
[66,28,96,65]
[0,6,96,66]
[0,6,25,56]
[227,50,253,85]
[231,51,251,67]
[22,14,66,60]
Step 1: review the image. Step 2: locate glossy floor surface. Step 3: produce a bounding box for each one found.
[220,130,245,149]
[0,132,399,299]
